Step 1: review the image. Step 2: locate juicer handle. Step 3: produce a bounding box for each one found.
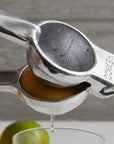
[0,71,18,92]
[0,9,41,47]
[89,44,114,98]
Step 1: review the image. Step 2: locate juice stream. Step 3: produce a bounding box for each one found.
[50,114,55,133]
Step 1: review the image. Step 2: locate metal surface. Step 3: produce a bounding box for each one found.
[0,9,113,115]
[0,9,41,47]
[0,10,113,97]
[0,9,42,80]
[29,20,114,98]
[0,65,90,115]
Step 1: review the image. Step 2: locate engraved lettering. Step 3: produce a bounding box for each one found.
[104,56,114,80]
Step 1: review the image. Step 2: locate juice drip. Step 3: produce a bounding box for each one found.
[50,114,55,133]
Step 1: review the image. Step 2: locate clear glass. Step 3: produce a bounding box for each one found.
[12,127,105,144]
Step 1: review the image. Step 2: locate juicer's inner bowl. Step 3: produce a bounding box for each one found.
[38,21,95,72]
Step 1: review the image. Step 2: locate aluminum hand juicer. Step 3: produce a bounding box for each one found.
[0,9,113,115]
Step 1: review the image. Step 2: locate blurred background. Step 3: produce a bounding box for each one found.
[0,0,114,121]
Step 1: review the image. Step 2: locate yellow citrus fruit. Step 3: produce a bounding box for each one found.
[0,120,50,144]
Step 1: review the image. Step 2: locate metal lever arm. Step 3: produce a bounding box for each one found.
[89,44,114,98]
[0,71,18,92]
[0,9,41,47]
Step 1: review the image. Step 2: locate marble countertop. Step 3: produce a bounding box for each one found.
[0,121,114,144]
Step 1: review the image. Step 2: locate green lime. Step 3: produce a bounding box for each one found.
[0,120,50,144]
[16,127,50,144]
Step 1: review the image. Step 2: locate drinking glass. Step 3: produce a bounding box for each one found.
[12,127,105,144]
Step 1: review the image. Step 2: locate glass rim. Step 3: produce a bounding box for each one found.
[12,127,105,143]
